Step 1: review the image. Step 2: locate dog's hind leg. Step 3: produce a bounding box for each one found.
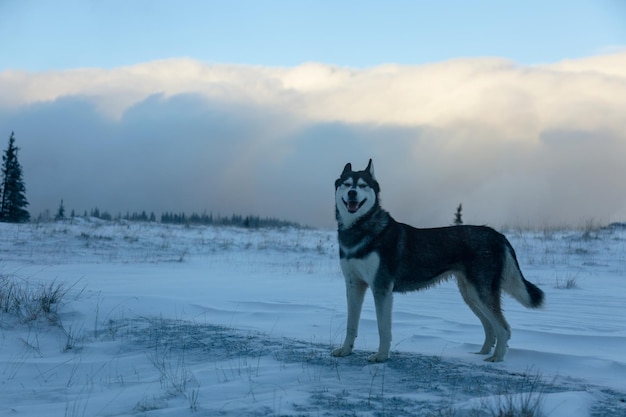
[368,285,394,362]
[474,290,511,362]
[332,277,368,357]
[483,309,511,362]
[456,276,496,355]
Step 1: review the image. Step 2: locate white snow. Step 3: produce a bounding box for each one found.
[1,219,625,416]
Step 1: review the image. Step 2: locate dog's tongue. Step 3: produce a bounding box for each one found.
[348,201,360,213]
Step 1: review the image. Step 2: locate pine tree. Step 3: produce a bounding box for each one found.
[55,199,66,220]
[453,203,463,226]
[0,132,30,223]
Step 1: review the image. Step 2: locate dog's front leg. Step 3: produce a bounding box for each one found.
[369,286,393,362]
[332,277,367,357]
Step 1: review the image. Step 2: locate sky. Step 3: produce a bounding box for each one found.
[1,0,626,228]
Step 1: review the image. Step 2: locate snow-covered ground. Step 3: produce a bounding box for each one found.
[1,219,625,416]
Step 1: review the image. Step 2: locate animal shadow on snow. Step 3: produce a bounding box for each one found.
[114,317,624,416]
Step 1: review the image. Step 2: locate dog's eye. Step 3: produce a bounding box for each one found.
[358,184,368,189]
[343,182,352,187]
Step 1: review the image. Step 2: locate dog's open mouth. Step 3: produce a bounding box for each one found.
[343,198,367,214]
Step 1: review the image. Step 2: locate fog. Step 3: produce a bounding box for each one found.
[1,54,625,228]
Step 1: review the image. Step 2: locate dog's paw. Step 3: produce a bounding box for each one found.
[484,355,504,363]
[331,346,353,357]
[367,352,389,363]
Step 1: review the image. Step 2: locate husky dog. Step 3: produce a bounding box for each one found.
[332,160,544,362]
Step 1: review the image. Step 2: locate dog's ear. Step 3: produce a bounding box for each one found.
[336,163,352,189]
[341,163,352,177]
[366,159,376,180]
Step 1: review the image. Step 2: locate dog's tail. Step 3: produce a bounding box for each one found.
[502,242,545,308]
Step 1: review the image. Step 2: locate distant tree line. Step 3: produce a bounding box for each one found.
[42,202,304,229]
[160,212,301,228]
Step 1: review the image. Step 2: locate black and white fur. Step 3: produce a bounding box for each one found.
[332,160,544,362]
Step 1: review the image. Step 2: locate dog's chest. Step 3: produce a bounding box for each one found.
[340,252,380,287]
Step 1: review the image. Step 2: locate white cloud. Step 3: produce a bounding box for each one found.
[1,54,625,228]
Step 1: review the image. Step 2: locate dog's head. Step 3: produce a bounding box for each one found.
[335,159,380,228]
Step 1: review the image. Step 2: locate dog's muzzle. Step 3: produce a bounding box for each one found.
[343,197,367,214]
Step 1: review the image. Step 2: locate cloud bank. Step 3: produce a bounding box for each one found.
[1,54,626,228]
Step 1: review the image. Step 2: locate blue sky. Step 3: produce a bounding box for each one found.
[2,0,625,71]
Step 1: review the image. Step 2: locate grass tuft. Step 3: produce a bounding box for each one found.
[554,274,579,290]
[0,274,78,323]
[482,371,546,417]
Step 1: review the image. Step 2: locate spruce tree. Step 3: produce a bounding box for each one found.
[0,132,30,223]
[453,203,463,226]
[55,199,66,220]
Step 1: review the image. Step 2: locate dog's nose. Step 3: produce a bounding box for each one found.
[348,190,357,199]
